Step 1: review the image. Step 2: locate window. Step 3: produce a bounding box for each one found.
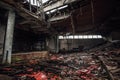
[79,36,83,38]
[74,35,79,39]
[88,35,93,39]
[59,35,103,39]
[83,35,88,39]
[92,35,98,38]
[69,36,73,39]
[98,35,102,38]
[59,36,64,39]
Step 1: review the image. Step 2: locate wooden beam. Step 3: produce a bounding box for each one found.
[0,1,14,10]
[44,0,77,12]
[98,57,114,80]
[49,14,70,22]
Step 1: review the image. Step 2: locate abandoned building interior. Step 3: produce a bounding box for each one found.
[0,0,120,80]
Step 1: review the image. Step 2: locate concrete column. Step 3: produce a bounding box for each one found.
[2,10,15,64]
[55,35,59,53]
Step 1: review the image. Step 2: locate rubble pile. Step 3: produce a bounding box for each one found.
[89,41,120,80]
[49,53,111,80]
[0,41,119,80]
[0,53,109,80]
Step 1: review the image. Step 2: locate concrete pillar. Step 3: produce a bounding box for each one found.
[55,35,59,53]
[2,10,15,64]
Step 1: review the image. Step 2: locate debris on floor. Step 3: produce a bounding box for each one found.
[0,53,110,80]
[0,41,120,80]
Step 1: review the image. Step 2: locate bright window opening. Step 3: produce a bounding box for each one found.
[92,35,98,38]
[74,35,79,39]
[79,36,83,38]
[83,35,88,39]
[69,36,73,39]
[59,35,103,39]
[88,35,93,39]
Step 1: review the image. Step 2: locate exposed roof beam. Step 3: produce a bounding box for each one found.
[44,0,78,12]
[0,1,14,10]
[49,14,70,22]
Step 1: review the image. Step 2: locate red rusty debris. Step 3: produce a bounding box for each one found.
[27,68,33,72]
[87,65,98,71]
[18,72,47,80]
[17,72,61,80]
[75,65,98,80]
[47,72,61,80]
[2,68,12,71]
[50,75,61,80]
[50,55,58,60]
[28,72,47,80]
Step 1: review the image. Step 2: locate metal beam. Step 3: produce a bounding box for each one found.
[2,10,15,64]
